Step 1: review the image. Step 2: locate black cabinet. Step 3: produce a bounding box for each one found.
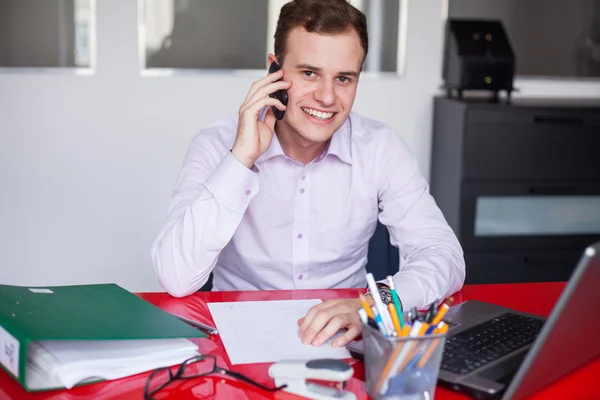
[430,97,600,284]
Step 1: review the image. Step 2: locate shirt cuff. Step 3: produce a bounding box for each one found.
[205,151,259,212]
[387,272,426,311]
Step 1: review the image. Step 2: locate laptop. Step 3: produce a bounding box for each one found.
[347,241,600,399]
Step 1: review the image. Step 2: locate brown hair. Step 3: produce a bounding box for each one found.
[274,0,368,67]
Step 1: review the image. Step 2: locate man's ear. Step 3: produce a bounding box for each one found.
[267,53,278,67]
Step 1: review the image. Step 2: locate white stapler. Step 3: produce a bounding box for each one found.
[268,359,356,400]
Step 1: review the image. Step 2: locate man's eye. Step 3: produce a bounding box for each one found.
[337,76,351,83]
[303,71,316,78]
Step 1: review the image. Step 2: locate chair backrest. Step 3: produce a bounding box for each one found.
[198,221,399,292]
[366,221,400,281]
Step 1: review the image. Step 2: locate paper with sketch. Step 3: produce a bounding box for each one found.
[207,299,351,364]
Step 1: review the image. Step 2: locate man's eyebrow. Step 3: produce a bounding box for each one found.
[295,64,360,77]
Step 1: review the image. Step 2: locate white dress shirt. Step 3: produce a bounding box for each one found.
[151,111,465,309]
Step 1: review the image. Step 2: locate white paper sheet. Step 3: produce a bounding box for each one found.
[207,299,351,365]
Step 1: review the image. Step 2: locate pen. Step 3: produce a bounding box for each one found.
[377,320,429,394]
[386,276,406,329]
[175,314,219,335]
[424,300,439,323]
[358,308,379,331]
[366,273,395,335]
[410,307,419,323]
[387,303,402,336]
[400,325,411,336]
[359,293,375,320]
[430,302,450,326]
[371,306,389,336]
[417,322,449,368]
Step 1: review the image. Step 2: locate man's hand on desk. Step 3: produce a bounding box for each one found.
[297,298,369,348]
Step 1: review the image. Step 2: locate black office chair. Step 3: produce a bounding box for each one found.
[198,272,214,292]
[365,220,400,281]
[197,221,399,291]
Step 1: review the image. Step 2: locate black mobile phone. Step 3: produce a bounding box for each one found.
[268,61,288,120]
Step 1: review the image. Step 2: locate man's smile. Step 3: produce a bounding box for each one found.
[301,107,337,121]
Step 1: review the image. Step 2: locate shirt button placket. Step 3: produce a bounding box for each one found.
[293,170,310,288]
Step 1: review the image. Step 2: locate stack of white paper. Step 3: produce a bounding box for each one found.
[26,339,199,390]
[208,299,351,365]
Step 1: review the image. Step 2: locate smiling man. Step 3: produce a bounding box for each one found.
[152,0,465,349]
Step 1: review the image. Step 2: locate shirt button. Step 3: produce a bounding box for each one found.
[301,175,306,180]
[300,188,305,194]
[244,189,251,195]
[298,274,303,280]
[297,233,303,239]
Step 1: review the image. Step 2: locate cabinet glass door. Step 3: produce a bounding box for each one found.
[475,195,600,236]
[461,182,600,250]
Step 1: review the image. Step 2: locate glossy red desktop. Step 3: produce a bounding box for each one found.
[1,283,598,400]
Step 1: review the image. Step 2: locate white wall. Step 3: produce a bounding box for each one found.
[1,0,599,292]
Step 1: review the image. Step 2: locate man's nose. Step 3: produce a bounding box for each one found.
[314,80,335,106]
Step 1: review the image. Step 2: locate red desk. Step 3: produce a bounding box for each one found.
[1,282,598,400]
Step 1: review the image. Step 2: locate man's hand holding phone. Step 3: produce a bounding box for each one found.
[231,65,291,169]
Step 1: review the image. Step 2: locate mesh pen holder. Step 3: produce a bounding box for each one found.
[362,322,447,400]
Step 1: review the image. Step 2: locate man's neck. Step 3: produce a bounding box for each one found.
[275,122,327,165]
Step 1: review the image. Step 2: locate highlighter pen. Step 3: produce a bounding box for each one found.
[386,276,406,329]
[366,273,395,335]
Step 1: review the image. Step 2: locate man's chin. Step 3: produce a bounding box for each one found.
[297,130,337,144]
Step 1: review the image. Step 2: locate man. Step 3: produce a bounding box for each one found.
[152,0,465,349]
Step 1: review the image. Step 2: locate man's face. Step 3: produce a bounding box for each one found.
[276,27,363,144]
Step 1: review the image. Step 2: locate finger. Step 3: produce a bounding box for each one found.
[243,69,284,103]
[245,80,292,109]
[263,106,277,132]
[297,317,304,326]
[298,300,340,335]
[311,313,353,347]
[301,308,341,346]
[298,305,326,337]
[240,96,286,121]
[331,323,362,348]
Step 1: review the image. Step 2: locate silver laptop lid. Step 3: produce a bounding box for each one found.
[503,242,600,399]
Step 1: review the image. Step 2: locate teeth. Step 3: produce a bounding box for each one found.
[302,108,334,120]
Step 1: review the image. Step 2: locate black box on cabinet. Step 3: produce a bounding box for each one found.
[442,19,515,98]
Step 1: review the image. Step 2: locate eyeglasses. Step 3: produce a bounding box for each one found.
[143,354,287,400]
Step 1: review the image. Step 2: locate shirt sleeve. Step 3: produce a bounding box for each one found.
[376,130,466,310]
[151,131,259,297]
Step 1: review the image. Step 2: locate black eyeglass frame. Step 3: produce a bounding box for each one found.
[143,354,287,399]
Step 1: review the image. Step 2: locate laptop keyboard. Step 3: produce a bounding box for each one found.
[441,312,544,375]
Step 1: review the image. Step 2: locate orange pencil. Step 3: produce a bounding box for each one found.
[431,303,450,325]
[359,293,375,320]
[417,322,449,368]
[388,303,402,335]
[376,321,429,393]
[395,322,430,373]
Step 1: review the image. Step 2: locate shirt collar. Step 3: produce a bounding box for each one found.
[255,109,353,165]
[316,116,352,165]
